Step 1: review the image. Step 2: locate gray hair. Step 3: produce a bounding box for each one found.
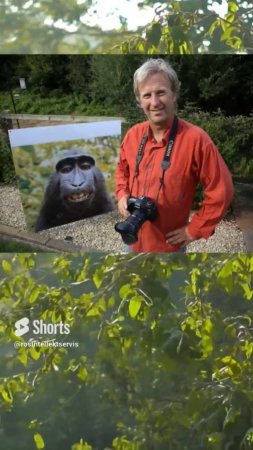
[133,58,180,103]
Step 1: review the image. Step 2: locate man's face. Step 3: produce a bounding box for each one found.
[138,72,176,128]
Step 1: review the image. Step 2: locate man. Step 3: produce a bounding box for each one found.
[115,58,234,253]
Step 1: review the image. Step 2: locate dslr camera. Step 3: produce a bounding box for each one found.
[115,196,157,245]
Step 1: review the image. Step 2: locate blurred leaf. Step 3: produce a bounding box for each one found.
[129,296,142,318]
[34,433,45,449]
[2,260,12,274]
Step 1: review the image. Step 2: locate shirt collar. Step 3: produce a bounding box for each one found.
[147,124,171,144]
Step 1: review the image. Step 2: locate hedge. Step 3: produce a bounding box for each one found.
[1,104,253,184]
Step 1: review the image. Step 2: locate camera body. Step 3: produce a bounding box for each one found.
[115,196,157,245]
[127,196,157,217]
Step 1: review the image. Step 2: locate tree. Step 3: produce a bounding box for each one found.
[0,0,144,54]
[0,253,253,449]
[2,54,253,115]
[117,0,253,54]
[1,1,253,54]
[89,55,145,107]
[22,55,71,94]
[67,56,92,100]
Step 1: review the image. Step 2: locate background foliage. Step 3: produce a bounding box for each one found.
[1,55,253,185]
[1,1,253,54]
[1,55,253,116]
[115,0,253,54]
[0,252,253,450]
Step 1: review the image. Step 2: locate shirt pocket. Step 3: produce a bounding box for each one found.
[163,172,193,206]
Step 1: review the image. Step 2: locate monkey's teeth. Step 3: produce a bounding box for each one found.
[68,192,90,202]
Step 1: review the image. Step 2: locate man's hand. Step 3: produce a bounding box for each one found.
[166,226,194,247]
[118,195,129,218]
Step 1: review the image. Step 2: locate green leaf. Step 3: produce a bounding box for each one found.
[27,257,35,268]
[34,433,45,449]
[218,262,234,293]
[240,427,253,446]
[240,282,253,300]
[2,260,12,274]
[120,41,130,54]
[86,306,100,317]
[77,367,88,382]
[1,387,13,404]
[228,2,238,13]
[30,346,41,361]
[202,335,213,356]
[123,337,132,350]
[226,36,242,49]
[108,296,115,308]
[221,27,234,41]
[225,13,236,24]
[71,439,92,450]
[171,1,181,13]
[242,340,253,359]
[53,257,71,269]
[129,297,142,318]
[18,348,28,366]
[29,287,40,304]
[119,284,133,299]
[92,268,104,288]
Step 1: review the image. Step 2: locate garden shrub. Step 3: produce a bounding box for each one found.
[1,92,253,184]
[179,108,253,176]
[123,108,253,177]
[0,128,16,184]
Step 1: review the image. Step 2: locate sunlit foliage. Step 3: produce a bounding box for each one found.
[0,253,252,449]
[1,1,253,53]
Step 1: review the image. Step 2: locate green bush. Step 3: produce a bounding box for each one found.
[1,91,253,184]
[0,92,120,117]
[179,108,253,176]
[123,107,253,177]
[0,130,16,184]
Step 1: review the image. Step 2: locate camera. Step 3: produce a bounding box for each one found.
[115,196,157,245]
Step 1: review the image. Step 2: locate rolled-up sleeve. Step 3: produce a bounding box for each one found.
[187,143,234,239]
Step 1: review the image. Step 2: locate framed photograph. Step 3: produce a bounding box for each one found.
[9,120,121,231]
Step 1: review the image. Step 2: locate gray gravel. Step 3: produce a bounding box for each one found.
[0,184,246,252]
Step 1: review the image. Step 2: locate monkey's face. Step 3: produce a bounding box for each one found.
[56,156,96,209]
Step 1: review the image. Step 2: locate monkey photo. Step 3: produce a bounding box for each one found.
[35,149,114,231]
[9,120,121,232]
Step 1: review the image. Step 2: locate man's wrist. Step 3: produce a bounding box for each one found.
[185,226,195,241]
[117,191,130,202]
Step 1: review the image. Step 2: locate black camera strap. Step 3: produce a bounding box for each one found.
[156,114,178,201]
[130,115,179,200]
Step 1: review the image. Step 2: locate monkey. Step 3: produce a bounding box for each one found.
[35,149,114,231]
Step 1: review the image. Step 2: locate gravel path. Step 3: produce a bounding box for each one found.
[0,184,246,252]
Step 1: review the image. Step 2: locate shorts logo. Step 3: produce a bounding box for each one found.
[14,317,30,337]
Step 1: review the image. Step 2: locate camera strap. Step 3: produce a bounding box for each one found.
[130,115,179,200]
[156,114,178,201]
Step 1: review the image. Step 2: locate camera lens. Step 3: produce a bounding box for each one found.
[114,221,138,244]
[115,196,157,245]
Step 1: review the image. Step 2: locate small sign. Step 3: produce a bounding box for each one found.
[19,78,26,89]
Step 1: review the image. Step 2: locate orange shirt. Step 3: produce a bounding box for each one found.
[115,118,234,252]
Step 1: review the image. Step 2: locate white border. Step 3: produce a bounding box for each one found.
[8,120,121,147]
